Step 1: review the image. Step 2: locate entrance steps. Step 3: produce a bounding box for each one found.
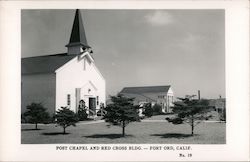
[88,115,104,121]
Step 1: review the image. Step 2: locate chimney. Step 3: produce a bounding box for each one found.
[198,90,200,100]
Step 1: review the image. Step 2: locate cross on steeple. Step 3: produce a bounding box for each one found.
[66,9,91,55]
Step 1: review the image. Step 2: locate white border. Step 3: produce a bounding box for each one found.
[0,0,249,161]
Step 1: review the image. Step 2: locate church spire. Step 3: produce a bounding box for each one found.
[66,9,90,55]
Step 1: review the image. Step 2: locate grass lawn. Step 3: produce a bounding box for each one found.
[21,121,225,144]
[143,114,175,120]
[144,112,221,121]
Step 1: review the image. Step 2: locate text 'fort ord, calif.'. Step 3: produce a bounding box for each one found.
[56,145,191,151]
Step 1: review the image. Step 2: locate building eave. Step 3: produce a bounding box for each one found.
[55,56,78,73]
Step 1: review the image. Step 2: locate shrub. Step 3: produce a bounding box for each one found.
[77,100,88,121]
[143,103,153,117]
[152,104,162,115]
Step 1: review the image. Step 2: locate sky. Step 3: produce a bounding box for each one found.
[21,9,225,99]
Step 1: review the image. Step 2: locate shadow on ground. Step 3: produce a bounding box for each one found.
[42,132,70,135]
[83,134,133,139]
[151,133,197,139]
[21,128,43,131]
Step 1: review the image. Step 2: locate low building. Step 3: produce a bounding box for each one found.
[119,85,174,113]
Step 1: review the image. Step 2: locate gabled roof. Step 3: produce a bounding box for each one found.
[120,85,171,94]
[120,93,156,102]
[65,9,90,48]
[22,53,76,74]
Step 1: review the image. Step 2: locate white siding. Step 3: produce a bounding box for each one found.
[55,52,106,113]
[166,87,174,112]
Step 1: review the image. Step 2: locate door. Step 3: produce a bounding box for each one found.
[89,97,96,116]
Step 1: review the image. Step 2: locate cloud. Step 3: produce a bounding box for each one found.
[184,33,203,43]
[176,33,205,52]
[145,11,174,26]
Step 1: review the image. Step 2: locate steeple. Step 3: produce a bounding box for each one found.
[66,9,91,55]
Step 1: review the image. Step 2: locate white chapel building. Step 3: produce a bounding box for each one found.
[21,10,106,117]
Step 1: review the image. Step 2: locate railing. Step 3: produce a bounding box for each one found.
[100,109,107,116]
[88,109,97,120]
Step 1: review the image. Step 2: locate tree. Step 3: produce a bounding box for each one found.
[23,102,50,130]
[77,100,88,121]
[143,103,153,117]
[103,94,140,137]
[166,97,213,135]
[54,107,78,134]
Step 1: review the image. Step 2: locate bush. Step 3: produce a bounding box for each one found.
[152,104,162,115]
[78,107,88,121]
[77,100,88,121]
[143,103,153,117]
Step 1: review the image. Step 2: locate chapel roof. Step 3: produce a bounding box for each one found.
[21,53,76,74]
[120,85,171,94]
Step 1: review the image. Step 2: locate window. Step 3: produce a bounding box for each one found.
[158,95,165,99]
[67,94,71,106]
[96,96,99,105]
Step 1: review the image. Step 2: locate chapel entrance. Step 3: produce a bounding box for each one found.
[88,97,96,116]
